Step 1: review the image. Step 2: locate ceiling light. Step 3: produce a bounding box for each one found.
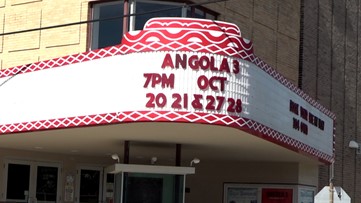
[349,140,361,154]
[151,156,157,165]
[111,154,120,163]
[190,158,200,166]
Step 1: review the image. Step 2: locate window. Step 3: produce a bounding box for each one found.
[78,169,101,203]
[6,163,31,200]
[36,166,59,202]
[91,1,124,50]
[133,1,184,31]
[90,0,218,50]
[5,160,61,203]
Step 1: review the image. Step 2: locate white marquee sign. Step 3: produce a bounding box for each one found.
[0,17,335,162]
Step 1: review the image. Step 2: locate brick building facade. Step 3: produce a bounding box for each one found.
[0,0,300,84]
[301,0,361,201]
[1,0,356,202]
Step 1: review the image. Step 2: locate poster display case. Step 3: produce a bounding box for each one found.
[224,183,316,203]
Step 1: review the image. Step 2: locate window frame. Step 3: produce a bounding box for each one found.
[89,1,125,50]
[3,159,62,203]
[88,0,219,50]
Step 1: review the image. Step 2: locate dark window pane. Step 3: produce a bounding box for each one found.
[186,7,204,18]
[114,173,123,203]
[187,7,216,19]
[174,175,184,203]
[106,173,114,183]
[206,13,216,20]
[135,2,182,30]
[186,7,193,18]
[194,8,205,18]
[80,169,100,203]
[124,176,163,203]
[123,173,185,203]
[36,166,58,201]
[92,3,124,49]
[7,163,30,200]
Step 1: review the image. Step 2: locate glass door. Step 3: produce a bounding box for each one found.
[77,167,103,203]
[36,165,59,203]
[4,160,61,203]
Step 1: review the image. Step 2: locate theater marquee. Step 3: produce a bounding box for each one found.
[0,17,335,163]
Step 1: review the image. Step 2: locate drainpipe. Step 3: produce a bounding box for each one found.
[329,181,334,203]
[329,162,334,203]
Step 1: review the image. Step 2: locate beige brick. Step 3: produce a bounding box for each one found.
[0,0,5,7]
[253,23,277,68]
[0,14,3,53]
[0,0,301,79]
[10,0,41,6]
[0,0,91,70]
[277,34,299,81]
[42,25,81,48]
[41,1,81,47]
[278,0,300,39]
[226,0,253,18]
[223,9,252,38]
[5,31,40,52]
[253,0,277,30]
[2,50,39,68]
[202,1,224,17]
[4,8,41,51]
[78,1,90,50]
[38,44,84,61]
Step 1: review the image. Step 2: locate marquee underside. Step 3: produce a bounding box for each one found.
[0,122,320,164]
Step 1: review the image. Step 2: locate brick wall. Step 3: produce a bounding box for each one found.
[0,0,301,87]
[200,0,300,84]
[302,0,361,201]
[0,0,89,70]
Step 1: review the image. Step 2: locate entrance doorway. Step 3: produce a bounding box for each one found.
[123,173,184,203]
[4,160,61,203]
[106,163,195,203]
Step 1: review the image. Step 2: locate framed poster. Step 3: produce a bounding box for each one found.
[64,174,75,202]
[224,184,259,203]
[262,188,293,203]
[299,188,314,203]
[224,183,317,203]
